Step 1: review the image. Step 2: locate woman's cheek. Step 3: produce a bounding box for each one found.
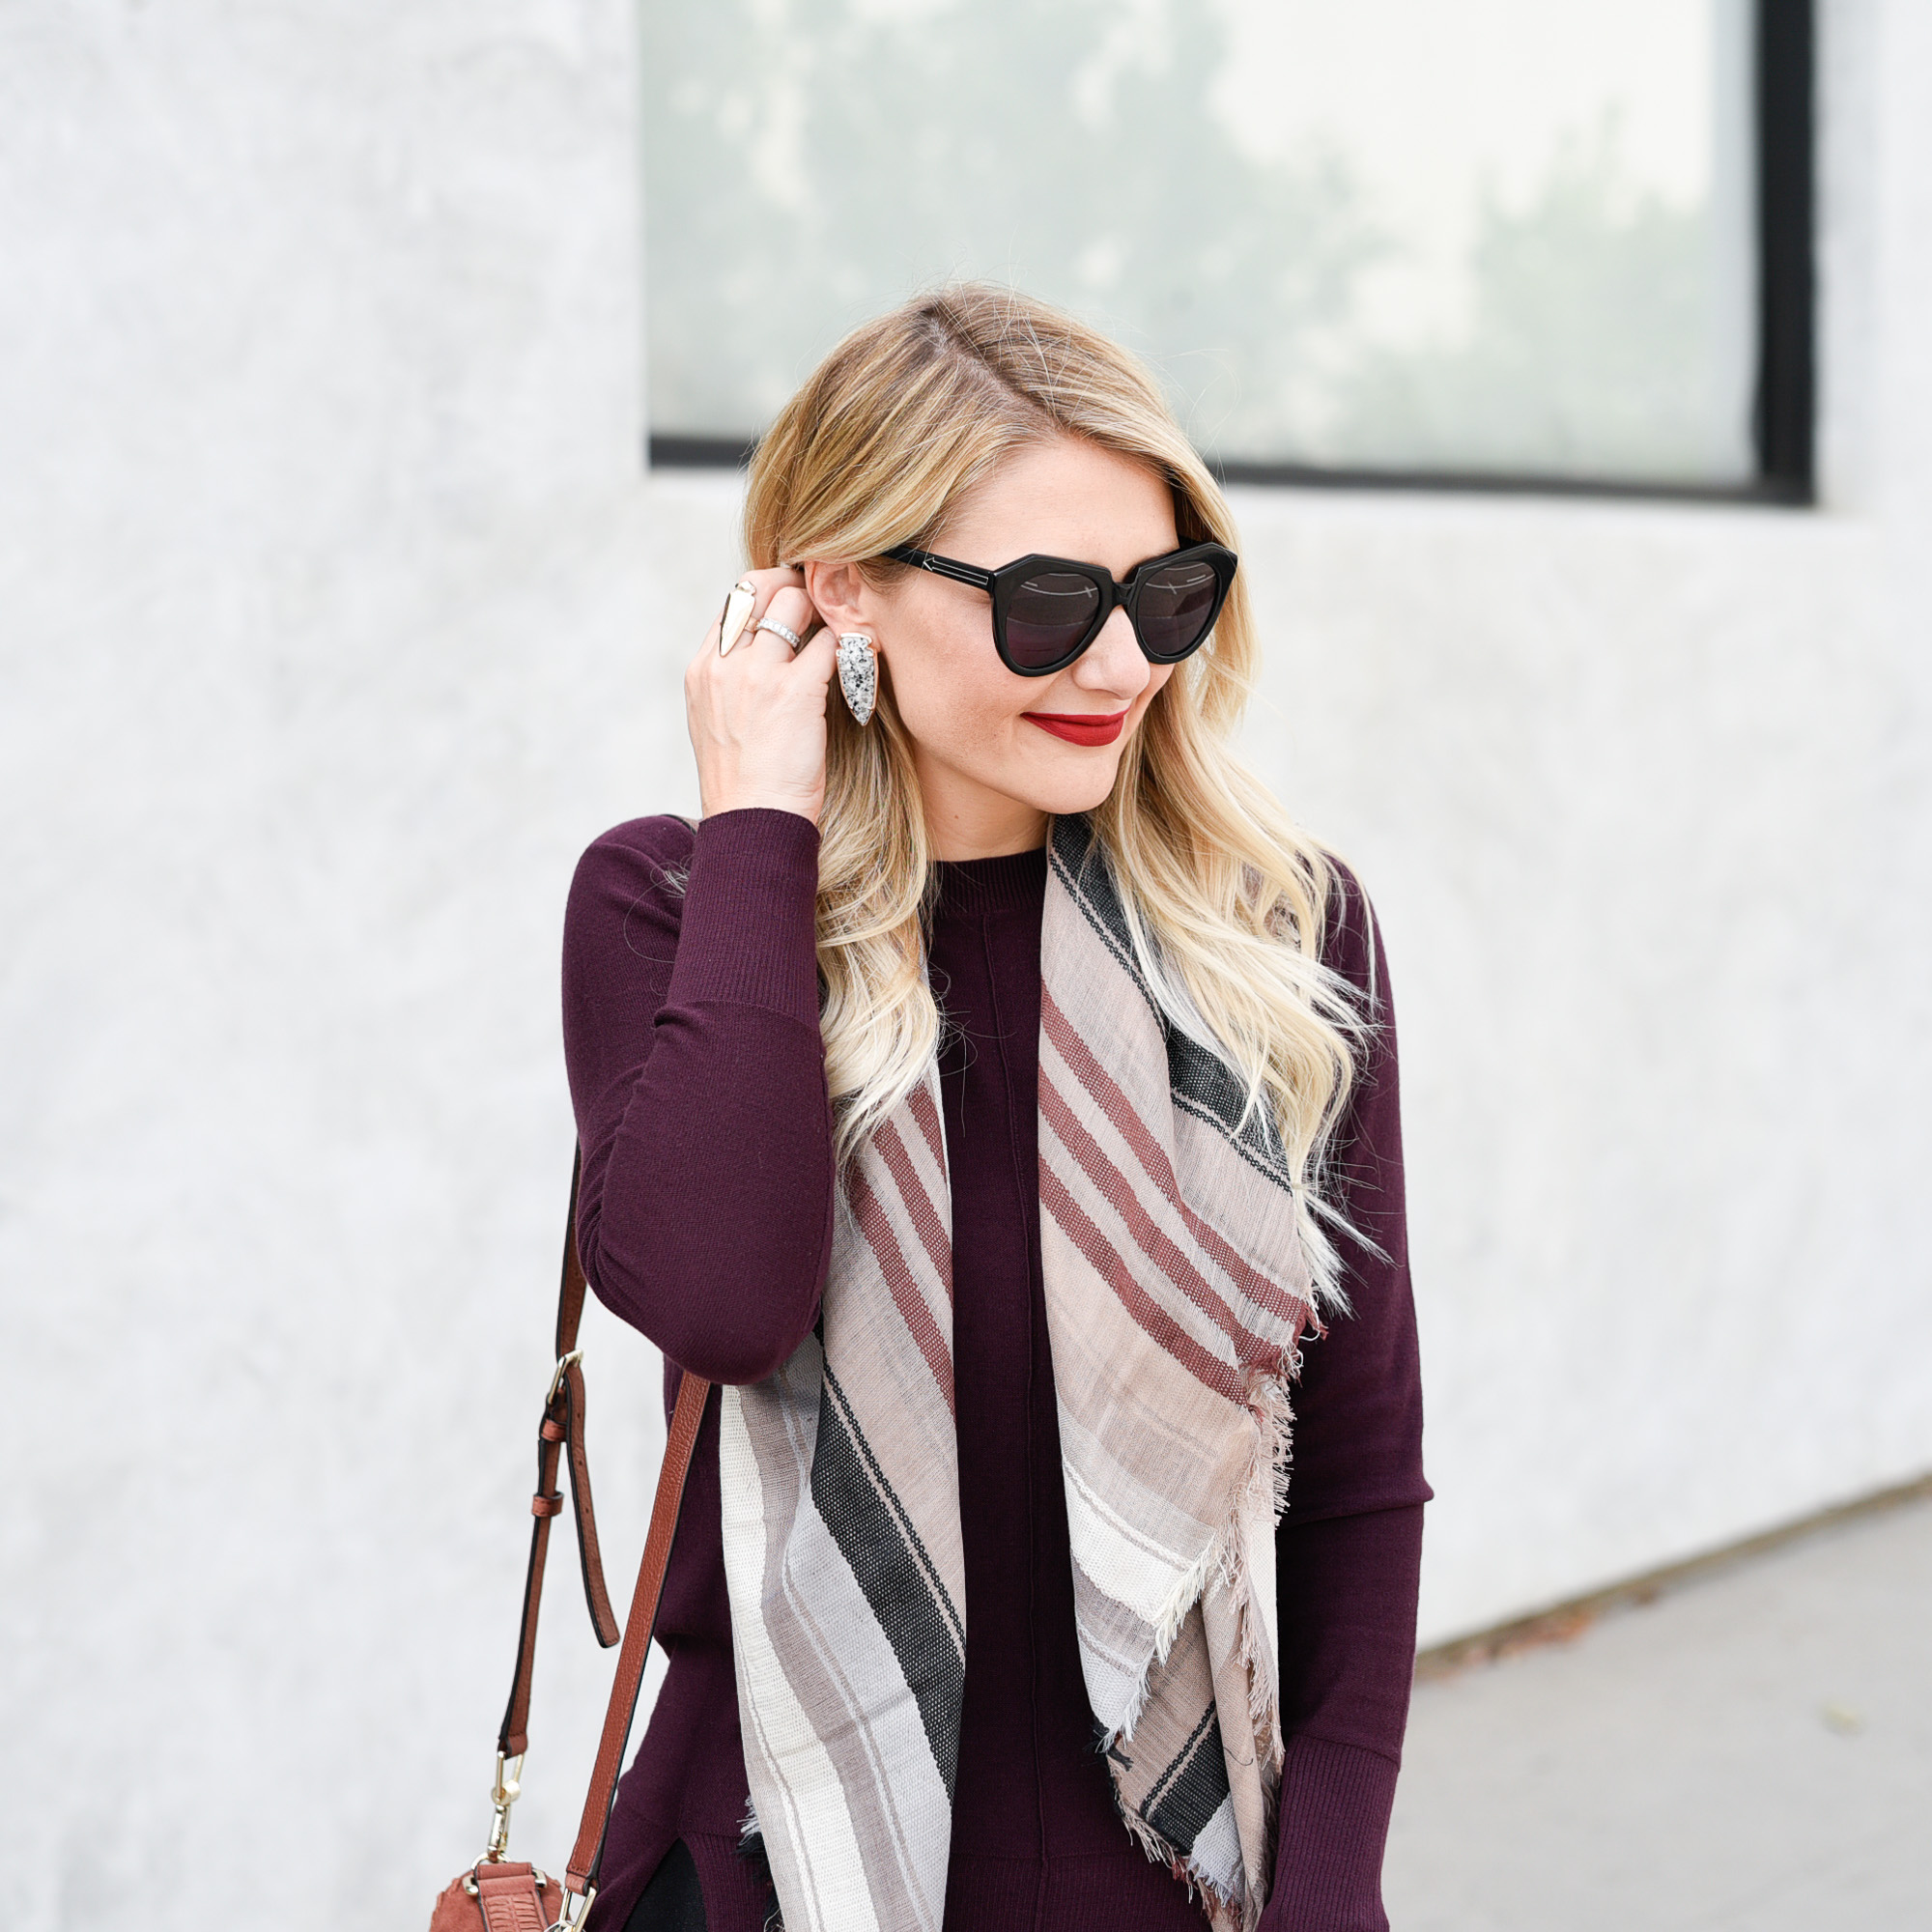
[1138,665,1176,716]
[935,662,1019,753]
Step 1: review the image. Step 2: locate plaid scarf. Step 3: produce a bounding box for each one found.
[718,816,1313,1932]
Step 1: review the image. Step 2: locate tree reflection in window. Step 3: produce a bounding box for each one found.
[643,0,1756,487]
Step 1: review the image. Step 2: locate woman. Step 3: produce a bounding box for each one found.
[563,285,1427,1932]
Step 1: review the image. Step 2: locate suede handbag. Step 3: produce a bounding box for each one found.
[430,1154,709,1932]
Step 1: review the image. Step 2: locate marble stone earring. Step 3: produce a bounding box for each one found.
[837,634,877,725]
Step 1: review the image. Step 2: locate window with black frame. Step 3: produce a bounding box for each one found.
[643,0,1810,502]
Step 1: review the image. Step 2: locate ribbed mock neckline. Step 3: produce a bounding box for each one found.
[931,845,1048,920]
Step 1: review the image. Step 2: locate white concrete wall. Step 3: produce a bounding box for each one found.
[4,2,1927,1924]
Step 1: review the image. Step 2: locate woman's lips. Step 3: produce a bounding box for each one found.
[1023,709,1129,747]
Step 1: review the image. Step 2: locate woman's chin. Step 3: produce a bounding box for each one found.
[1014,757,1125,820]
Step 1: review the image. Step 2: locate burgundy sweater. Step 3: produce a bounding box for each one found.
[561,810,1429,1932]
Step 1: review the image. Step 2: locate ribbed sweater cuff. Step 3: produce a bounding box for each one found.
[1261,1733,1400,1932]
[665,809,821,1028]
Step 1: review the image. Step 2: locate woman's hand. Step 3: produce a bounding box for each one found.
[685,566,839,824]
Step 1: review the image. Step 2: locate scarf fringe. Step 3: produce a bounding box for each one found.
[1117,1809,1248,1930]
[736,1802,786,1932]
[1104,1349,1303,1932]
[1232,1359,1299,1769]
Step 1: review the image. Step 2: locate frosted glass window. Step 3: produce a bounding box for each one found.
[643,0,1759,487]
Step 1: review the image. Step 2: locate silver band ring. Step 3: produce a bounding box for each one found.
[756,616,804,650]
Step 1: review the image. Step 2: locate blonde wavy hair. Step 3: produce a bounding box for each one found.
[745,285,1365,1302]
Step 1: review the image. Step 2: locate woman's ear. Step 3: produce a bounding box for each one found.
[803,559,869,636]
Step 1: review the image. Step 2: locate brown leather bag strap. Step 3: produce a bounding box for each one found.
[564,1365,712,1901]
[554,1159,621,1645]
[497,1152,623,1758]
[554,1151,590,1358]
[484,1151,713,1911]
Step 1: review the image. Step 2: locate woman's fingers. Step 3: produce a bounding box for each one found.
[791,620,838,686]
[685,569,835,822]
[741,583,819,659]
[704,565,806,659]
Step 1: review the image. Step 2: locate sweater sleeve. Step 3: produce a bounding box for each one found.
[561,808,837,1384]
[1260,867,1431,1932]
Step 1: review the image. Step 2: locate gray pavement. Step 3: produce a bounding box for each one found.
[1383,1494,1932,1930]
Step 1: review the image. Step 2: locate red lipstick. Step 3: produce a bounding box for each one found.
[1023,709,1129,747]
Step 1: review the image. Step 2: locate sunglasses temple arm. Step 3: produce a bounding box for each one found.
[886,546,995,592]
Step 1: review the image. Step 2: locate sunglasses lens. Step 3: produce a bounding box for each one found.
[1005,572,1103,670]
[1136,558,1223,659]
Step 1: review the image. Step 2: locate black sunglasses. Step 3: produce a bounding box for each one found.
[883,540,1237,676]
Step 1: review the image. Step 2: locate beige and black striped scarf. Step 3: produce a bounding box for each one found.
[718,816,1314,1932]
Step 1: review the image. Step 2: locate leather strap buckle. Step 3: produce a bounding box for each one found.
[545,1349,583,1409]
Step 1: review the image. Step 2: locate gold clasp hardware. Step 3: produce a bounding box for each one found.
[545,1885,595,1932]
[545,1349,583,1408]
[484,1749,525,1861]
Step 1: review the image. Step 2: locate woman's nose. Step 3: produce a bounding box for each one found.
[1071,608,1151,698]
